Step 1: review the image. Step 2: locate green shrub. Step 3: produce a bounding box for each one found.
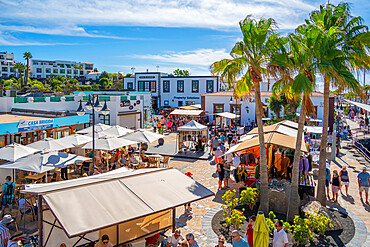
[224,209,246,230]
[292,216,313,245]
[239,187,259,210]
[306,211,333,235]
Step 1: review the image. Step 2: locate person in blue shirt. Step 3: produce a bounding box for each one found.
[1,176,15,218]
[185,233,199,247]
[231,230,249,247]
[357,167,370,204]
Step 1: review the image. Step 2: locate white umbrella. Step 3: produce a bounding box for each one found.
[121,129,164,143]
[77,123,111,134]
[86,131,109,138]
[82,137,138,150]
[0,143,39,162]
[27,138,69,152]
[100,125,134,137]
[0,152,91,173]
[56,134,93,147]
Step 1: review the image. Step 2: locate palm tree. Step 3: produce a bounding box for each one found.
[13,63,26,87]
[23,52,32,86]
[269,25,318,221]
[211,15,278,214]
[306,3,368,206]
[73,64,83,79]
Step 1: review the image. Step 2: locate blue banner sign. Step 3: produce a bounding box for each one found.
[17,119,54,132]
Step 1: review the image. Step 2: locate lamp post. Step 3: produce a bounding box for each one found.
[76,95,110,174]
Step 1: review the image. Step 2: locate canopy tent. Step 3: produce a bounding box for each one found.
[0,152,90,173]
[122,129,165,143]
[27,137,70,152]
[170,109,204,116]
[0,143,39,162]
[305,126,323,134]
[344,99,370,112]
[216,112,240,119]
[77,123,111,134]
[22,168,214,246]
[178,120,207,132]
[82,137,138,150]
[56,134,92,148]
[279,120,299,129]
[99,125,134,138]
[232,132,308,153]
[246,124,298,137]
[177,104,201,110]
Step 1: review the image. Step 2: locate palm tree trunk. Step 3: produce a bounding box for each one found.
[25,59,29,86]
[317,75,330,206]
[255,81,269,214]
[287,98,306,221]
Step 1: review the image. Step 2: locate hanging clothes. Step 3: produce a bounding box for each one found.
[304,158,310,175]
[268,145,273,169]
[274,149,282,172]
[299,158,304,175]
[281,156,290,178]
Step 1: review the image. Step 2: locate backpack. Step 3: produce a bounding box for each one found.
[4,182,14,196]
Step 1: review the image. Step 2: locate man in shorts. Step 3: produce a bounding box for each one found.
[358,166,370,204]
[325,162,331,201]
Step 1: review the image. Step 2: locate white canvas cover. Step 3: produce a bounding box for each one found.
[0,152,90,173]
[82,137,138,150]
[247,124,298,137]
[170,109,204,116]
[121,129,164,143]
[0,143,39,162]
[178,120,207,132]
[100,125,134,137]
[27,137,69,152]
[216,112,240,119]
[305,126,323,134]
[23,168,213,238]
[77,123,111,134]
[345,99,370,112]
[56,134,92,148]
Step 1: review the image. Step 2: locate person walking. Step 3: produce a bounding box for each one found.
[185,233,199,247]
[325,162,331,201]
[231,230,249,247]
[331,170,341,202]
[272,220,288,247]
[340,166,350,196]
[217,160,225,190]
[0,215,13,247]
[358,166,370,204]
[1,176,14,217]
[243,216,256,247]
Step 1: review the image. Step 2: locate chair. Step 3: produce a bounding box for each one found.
[17,172,27,184]
[160,156,170,168]
[147,157,157,168]
[16,197,36,231]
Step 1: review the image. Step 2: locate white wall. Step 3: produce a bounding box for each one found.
[0,97,15,113]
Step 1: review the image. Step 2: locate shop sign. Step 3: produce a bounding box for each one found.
[120,100,131,107]
[174,96,200,100]
[18,119,54,132]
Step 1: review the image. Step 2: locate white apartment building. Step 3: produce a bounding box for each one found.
[0,52,16,78]
[123,72,223,109]
[30,59,94,79]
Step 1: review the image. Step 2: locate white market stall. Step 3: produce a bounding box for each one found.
[177,120,208,152]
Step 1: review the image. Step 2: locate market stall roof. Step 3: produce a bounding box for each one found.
[344,99,370,112]
[232,132,308,153]
[246,124,298,137]
[304,126,323,134]
[279,120,299,129]
[177,105,201,110]
[22,168,214,238]
[99,125,134,137]
[178,120,207,132]
[0,151,90,173]
[170,109,204,116]
[216,112,240,119]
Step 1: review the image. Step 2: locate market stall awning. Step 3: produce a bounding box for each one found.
[232,132,308,153]
[170,109,204,116]
[177,105,201,110]
[22,168,214,238]
[216,112,240,119]
[304,126,323,134]
[344,99,370,112]
[178,120,207,131]
[246,124,298,137]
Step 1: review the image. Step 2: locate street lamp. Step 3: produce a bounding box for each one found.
[76,95,110,174]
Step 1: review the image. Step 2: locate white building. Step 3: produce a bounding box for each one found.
[0,93,144,129]
[0,52,16,78]
[123,72,223,109]
[201,91,333,127]
[30,59,94,79]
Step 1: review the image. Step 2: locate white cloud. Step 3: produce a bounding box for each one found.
[109,64,212,76]
[0,31,74,46]
[132,49,231,67]
[0,0,317,30]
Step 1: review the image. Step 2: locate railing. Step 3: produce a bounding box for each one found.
[64,96,75,102]
[50,96,61,102]
[354,141,370,163]
[120,96,128,101]
[14,97,28,103]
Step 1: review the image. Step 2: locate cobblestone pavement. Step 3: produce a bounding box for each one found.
[150,132,370,246]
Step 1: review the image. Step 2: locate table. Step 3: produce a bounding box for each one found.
[148,155,163,167]
[25,173,46,181]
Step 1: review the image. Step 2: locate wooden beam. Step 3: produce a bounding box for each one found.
[172,208,176,233]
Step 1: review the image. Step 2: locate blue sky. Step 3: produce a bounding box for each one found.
[0,0,369,82]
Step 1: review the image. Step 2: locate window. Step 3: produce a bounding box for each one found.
[178,101,183,106]
[186,101,195,106]
[10,68,14,72]
[2,67,7,72]
[60,69,65,74]
[74,70,78,74]
[192,80,199,93]
[213,104,224,113]
[138,81,144,91]
[36,68,42,73]
[99,114,110,125]
[177,80,184,93]
[37,75,41,78]
[206,80,214,93]
[163,80,170,92]
[127,82,133,90]
[80,70,84,75]
[53,69,58,74]
[230,104,241,115]
[46,68,51,73]
[164,100,169,106]
[151,81,156,92]
[67,69,71,74]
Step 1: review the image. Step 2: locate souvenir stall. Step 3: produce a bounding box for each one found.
[177,120,208,152]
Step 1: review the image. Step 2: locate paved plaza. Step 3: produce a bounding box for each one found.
[153,132,370,246]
